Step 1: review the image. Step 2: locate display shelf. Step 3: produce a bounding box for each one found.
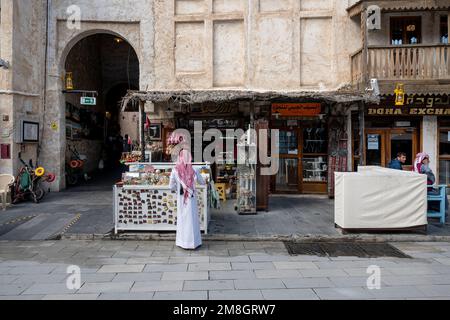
[114,163,210,234]
[236,133,257,214]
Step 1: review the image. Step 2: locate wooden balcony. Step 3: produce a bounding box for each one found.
[351,44,450,93]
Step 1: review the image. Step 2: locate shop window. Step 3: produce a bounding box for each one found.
[441,15,449,44]
[390,16,422,45]
[279,131,298,155]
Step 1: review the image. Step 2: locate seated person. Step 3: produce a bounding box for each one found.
[388,152,407,170]
[413,152,448,217]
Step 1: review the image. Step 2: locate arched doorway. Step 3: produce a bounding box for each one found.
[63,33,140,187]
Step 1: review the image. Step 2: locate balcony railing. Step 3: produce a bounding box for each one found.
[351,44,450,84]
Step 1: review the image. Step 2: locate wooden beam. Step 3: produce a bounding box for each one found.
[362,7,369,90]
[139,101,146,162]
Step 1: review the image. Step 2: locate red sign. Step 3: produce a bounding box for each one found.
[0,144,11,159]
[272,103,322,117]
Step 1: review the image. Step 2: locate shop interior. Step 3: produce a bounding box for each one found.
[64,33,140,187]
[271,117,329,194]
[352,113,420,172]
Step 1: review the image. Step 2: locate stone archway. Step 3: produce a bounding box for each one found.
[41,30,140,191]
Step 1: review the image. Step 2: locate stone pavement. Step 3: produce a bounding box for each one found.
[1,187,450,241]
[0,240,450,300]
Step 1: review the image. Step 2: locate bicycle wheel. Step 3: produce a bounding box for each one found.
[32,186,45,203]
[67,174,78,186]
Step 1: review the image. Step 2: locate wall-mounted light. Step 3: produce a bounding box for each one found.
[65,72,74,90]
[114,37,124,44]
[394,83,406,106]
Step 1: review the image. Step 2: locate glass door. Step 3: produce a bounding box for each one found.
[366,130,386,167]
[389,129,416,171]
[274,129,300,193]
[365,128,417,170]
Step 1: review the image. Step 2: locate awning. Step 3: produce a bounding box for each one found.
[121,88,377,111]
[348,0,450,18]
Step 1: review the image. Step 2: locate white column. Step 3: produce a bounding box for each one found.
[422,116,438,175]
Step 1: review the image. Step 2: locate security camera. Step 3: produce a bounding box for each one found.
[0,58,10,69]
[366,78,380,97]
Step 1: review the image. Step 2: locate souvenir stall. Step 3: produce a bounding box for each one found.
[114,162,211,234]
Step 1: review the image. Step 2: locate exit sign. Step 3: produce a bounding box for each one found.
[81,97,96,106]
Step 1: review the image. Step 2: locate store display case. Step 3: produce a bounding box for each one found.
[303,126,328,194]
[236,131,257,215]
[114,163,211,233]
[303,157,328,182]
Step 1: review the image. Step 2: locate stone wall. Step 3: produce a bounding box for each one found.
[0,0,46,175]
[153,0,359,90]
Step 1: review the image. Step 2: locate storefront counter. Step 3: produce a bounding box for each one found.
[114,163,210,234]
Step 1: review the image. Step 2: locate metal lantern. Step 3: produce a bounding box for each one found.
[65,72,74,90]
[394,83,405,106]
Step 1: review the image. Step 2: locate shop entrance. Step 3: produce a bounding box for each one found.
[63,33,140,188]
[365,128,418,171]
[272,120,328,194]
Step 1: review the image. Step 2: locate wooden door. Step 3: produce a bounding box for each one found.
[272,128,301,193]
[387,128,418,171]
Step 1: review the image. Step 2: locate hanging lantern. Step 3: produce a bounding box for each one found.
[394,83,405,106]
[65,72,74,90]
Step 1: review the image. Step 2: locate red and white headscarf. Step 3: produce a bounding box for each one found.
[413,152,429,173]
[176,149,195,204]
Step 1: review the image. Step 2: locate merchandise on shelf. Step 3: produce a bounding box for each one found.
[236,131,257,214]
[120,152,142,164]
[114,163,211,233]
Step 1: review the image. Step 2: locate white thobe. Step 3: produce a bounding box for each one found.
[169,168,205,250]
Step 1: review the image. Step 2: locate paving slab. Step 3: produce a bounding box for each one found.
[210,270,256,280]
[42,294,99,300]
[273,261,317,270]
[22,283,77,295]
[78,282,133,294]
[261,289,319,300]
[0,284,31,296]
[144,264,187,272]
[234,279,285,290]
[161,272,209,281]
[169,257,210,264]
[153,291,207,300]
[131,280,183,292]
[300,269,348,278]
[417,285,450,297]
[282,278,335,289]
[210,256,250,263]
[98,292,155,300]
[209,290,264,300]
[0,295,45,300]
[314,287,374,300]
[97,264,144,273]
[369,286,427,299]
[0,213,78,241]
[113,272,163,282]
[255,269,301,279]
[183,280,235,291]
[188,263,231,271]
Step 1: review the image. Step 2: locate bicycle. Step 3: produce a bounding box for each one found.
[66,144,89,186]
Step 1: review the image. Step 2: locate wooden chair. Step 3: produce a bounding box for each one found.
[215,183,227,202]
[427,185,447,225]
[0,174,15,211]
